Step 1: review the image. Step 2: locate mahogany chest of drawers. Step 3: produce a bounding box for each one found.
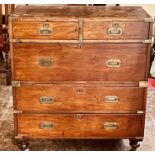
[9,5,153,150]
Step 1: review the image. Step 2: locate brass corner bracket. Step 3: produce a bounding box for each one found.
[139,81,147,88]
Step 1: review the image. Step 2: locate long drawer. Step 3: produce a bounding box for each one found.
[16,114,144,138]
[14,84,145,113]
[12,43,148,82]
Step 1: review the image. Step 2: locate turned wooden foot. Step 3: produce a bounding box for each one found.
[17,140,29,151]
[129,138,142,151]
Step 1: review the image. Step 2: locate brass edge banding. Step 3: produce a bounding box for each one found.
[15,135,24,139]
[144,17,154,22]
[78,18,83,48]
[10,39,153,44]
[139,81,147,88]
[12,81,21,87]
[13,110,23,114]
[137,110,144,114]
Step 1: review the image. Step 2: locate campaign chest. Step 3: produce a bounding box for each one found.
[9,5,153,150]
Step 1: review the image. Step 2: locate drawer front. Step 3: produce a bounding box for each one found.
[17,114,144,138]
[15,84,145,113]
[83,21,149,40]
[12,21,79,40]
[12,43,147,82]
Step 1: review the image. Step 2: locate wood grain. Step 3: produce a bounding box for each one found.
[12,6,151,22]
[17,114,144,138]
[12,21,79,40]
[5,5,9,26]
[15,84,145,113]
[83,21,149,40]
[10,6,151,141]
[12,43,148,82]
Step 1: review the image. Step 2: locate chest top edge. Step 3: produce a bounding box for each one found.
[10,5,153,22]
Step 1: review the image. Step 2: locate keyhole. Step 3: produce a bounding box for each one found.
[76,88,84,92]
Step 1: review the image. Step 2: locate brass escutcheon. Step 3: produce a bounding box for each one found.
[38,22,53,35]
[75,114,83,120]
[76,88,85,93]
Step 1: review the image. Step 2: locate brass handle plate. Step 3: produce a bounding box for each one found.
[108,23,123,36]
[38,22,53,35]
[104,122,118,129]
[106,59,121,68]
[40,96,55,104]
[39,29,52,35]
[39,58,54,67]
[104,96,119,103]
[40,122,55,129]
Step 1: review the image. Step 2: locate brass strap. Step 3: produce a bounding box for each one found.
[13,110,23,114]
[139,81,147,88]
[78,18,83,48]
[144,17,154,22]
[12,81,21,87]
[137,110,144,114]
[10,39,152,44]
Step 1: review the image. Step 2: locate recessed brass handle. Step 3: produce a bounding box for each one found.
[104,96,119,103]
[104,122,118,129]
[40,96,55,104]
[106,59,121,68]
[40,122,55,129]
[108,23,122,36]
[39,58,54,67]
[38,22,53,35]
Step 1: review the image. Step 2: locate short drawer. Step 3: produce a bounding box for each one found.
[12,43,148,82]
[17,114,144,138]
[83,21,149,40]
[15,84,145,113]
[12,21,79,40]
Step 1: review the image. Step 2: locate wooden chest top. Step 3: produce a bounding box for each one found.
[11,5,152,22]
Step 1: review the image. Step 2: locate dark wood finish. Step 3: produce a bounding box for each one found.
[16,139,29,151]
[17,114,144,138]
[12,43,148,82]
[15,84,145,113]
[129,138,143,151]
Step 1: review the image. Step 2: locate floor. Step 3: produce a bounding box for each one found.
[0,77,155,150]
